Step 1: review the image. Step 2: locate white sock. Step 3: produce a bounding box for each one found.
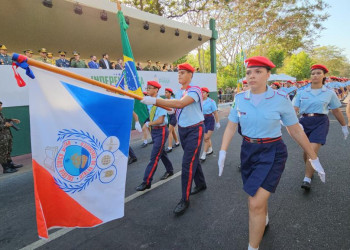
[207,147,213,153]
[143,140,148,144]
[266,213,269,226]
[168,147,172,150]
[200,152,206,159]
[303,177,311,183]
[248,244,259,250]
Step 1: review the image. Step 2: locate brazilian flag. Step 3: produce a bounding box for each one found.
[117,10,148,123]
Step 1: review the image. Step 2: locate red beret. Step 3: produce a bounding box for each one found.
[165,88,173,93]
[201,87,210,93]
[272,82,280,86]
[147,81,161,89]
[245,56,275,69]
[242,80,248,84]
[178,63,195,73]
[311,64,328,73]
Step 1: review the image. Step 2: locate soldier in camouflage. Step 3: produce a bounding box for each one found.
[0,101,23,173]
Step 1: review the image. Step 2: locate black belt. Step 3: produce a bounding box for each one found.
[204,114,213,117]
[302,113,326,117]
[243,136,282,144]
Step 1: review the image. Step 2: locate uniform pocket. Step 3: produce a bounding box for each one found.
[264,112,280,120]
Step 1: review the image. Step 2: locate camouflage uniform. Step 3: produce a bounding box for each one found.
[70,59,87,68]
[0,112,12,163]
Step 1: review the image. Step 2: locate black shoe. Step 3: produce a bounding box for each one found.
[200,158,206,163]
[173,199,189,215]
[135,182,151,191]
[2,163,17,174]
[128,157,137,165]
[8,161,23,168]
[206,149,213,155]
[173,142,180,148]
[160,171,173,180]
[301,181,311,190]
[149,140,154,144]
[141,142,148,148]
[165,147,172,153]
[190,184,207,195]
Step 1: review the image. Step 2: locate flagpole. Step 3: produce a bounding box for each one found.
[26,58,172,111]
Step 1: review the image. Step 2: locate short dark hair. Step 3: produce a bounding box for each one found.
[90,55,95,58]
[102,53,108,58]
[0,101,2,105]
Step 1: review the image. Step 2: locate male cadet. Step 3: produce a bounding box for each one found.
[142,60,153,71]
[135,81,174,191]
[23,49,34,59]
[88,55,100,69]
[70,52,87,68]
[0,45,12,65]
[141,63,207,215]
[56,51,70,67]
[0,101,23,173]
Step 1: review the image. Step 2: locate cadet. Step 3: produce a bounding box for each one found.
[0,45,12,65]
[37,48,49,64]
[0,101,23,173]
[292,64,349,190]
[136,81,174,191]
[164,88,180,153]
[218,56,326,250]
[200,87,220,162]
[142,60,153,71]
[23,49,34,59]
[70,52,87,68]
[56,51,70,68]
[142,63,206,215]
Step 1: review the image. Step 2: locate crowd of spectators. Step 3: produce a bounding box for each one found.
[0,44,182,72]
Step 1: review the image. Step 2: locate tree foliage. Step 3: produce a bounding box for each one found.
[283,51,314,80]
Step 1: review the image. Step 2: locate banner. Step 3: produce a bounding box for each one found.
[29,67,134,238]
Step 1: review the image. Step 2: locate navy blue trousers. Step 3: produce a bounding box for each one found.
[129,147,137,159]
[143,126,173,185]
[178,123,206,201]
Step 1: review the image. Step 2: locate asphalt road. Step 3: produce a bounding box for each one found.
[0,106,349,250]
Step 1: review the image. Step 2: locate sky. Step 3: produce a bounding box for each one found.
[317,0,350,60]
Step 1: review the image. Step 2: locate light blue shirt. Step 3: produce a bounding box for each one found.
[203,98,217,114]
[147,104,168,126]
[228,86,298,138]
[175,83,204,127]
[292,85,341,114]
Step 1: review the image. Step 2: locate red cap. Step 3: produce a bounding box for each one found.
[201,87,210,93]
[165,88,173,93]
[242,80,247,84]
[245,56,275,69]
[272,82,280,86]
[287,80,293,84]
[147,81,161,89]
[178,63,195,73]
[311,64,328,73]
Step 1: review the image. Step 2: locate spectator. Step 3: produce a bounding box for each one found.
[168,64,174,72]
[196,67,200,73]
[173,64,178,72]
[0,45,11,65]
[56,51,70,68]
[155,61,161,71]
[99,53,112,69]
[218,88,223,103]
[143,60,153,71]
[115,58,123,70]
[37,48,49,64]
[162,65,168,72]
[23,49,34,59]
[0,101,23,174]
[136,62,142,70]
[87,55,100,69]
[47,52,55,65]
[70,52,87,68]
[111,62,116,69]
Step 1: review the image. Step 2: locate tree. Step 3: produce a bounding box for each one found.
[267,47,286,74]
[284,51,313,80]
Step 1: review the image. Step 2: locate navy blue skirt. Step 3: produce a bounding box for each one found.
[204,115,215,133]
[240,139,288,197]
[168,114,177,127]
[299,115,329,145]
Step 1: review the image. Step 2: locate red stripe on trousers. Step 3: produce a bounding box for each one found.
[186,125,203,200]
[146,127,166,185]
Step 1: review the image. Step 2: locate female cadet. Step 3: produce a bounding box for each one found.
[200,87,220,162]
[164,88,180,153]
[292,64,349,190]
[141,63,206,215]
[218,56,326,250]
[270,82,280,90]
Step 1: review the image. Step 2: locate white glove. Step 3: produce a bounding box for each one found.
[145,122,149,128]
[135,121,142,132]
[167,108,175,115]
[309,157,325,183]
[299,123,304,131]
[141,96,156,105]
[215,122,221,130]
[218,150,226,176]
[341,126,349,140]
